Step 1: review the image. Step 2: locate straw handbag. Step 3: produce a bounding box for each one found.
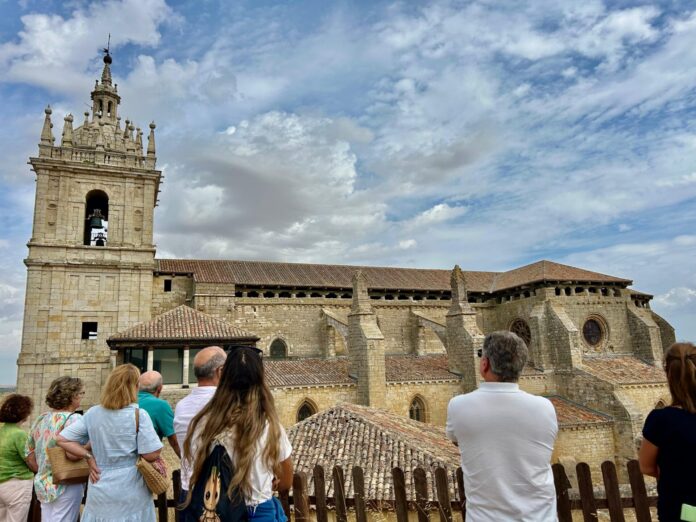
[135,408,170,496]
[46,413,90,485]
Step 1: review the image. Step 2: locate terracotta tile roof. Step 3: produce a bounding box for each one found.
[581,356,666,384]
[264,355,459,387]
[156,258,629,293]
[107,305,258,344]
[490,260,631,292]
[385,354,459,382]
[287,403,462,502]
[548,396,613,428]
[265,358,353,387]
[628,288,653,298]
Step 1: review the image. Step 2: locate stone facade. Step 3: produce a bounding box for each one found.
[16,54,679,470]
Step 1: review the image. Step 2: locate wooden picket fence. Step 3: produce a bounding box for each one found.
[27,459,657,521]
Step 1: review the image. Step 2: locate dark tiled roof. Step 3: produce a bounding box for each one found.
[107,305,258,344]
[548,397,613,427]
[265,358,353,387]
[582,356,666,384]
[287,403,462,502]
[156,259,630,293]
[264,355,458,387]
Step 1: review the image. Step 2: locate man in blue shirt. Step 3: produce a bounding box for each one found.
[138,371,181,458]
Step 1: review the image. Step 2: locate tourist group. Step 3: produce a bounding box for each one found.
[1,335,695,521]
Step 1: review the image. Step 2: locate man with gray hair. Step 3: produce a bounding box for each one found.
[138,370,181,458]
[174,346,227,499]
[446,331,558,521]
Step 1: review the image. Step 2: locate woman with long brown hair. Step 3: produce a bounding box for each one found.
[57,364,163,522]
[183,346,293,521]
[640,342,696,521]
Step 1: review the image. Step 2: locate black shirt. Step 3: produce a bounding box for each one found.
[643,406,696,521]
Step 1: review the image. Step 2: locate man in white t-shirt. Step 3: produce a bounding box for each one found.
[446,331,558,522]
[174,345,227,499]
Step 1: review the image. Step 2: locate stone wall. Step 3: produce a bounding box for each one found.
[385,381,461,426]
[553,424,616,482]
[271,385,357,427]
[151,275,191,317]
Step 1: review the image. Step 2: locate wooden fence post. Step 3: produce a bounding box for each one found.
[279,488,291,520]
[626,459,652,522]
[156,491,168,521]
[352,466,368,522]
[456,467,466,520]
[601,461,626,522]
[293,471,310,522]
[413,467,429,522]
[576,462,598,522]
[392,467,409,522]
[313,464,328,522]
[172,469,182,522]
[333,465,348,522]
[552,463,573,522]
[434,467,452,522]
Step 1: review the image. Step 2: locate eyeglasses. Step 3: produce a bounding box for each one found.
[477,349,483,358]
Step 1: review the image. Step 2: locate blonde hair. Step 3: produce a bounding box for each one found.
[183,348,282,503]
[664,342,696,413]
[101,364,140,410]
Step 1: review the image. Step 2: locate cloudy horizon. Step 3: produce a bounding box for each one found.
[1,0,695,385]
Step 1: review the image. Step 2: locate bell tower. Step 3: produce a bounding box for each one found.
[17,49,162,407]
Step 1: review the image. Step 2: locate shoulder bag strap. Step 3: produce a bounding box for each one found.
[56,412,75,435]
[135,407,140,453]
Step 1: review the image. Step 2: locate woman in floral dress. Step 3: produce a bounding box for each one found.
[25,376,85,522]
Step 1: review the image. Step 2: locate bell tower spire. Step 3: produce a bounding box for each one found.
[91,36,120,124]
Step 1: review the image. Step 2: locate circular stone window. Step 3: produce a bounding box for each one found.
[510,319,532,347]
[582,317,605,347]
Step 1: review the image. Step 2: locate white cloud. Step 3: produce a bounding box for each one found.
[407,203,468,229]
[0,0,175,96]
[654,287,696,308]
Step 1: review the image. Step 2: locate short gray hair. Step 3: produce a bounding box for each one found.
[483,331,528,382]
[194,352,227,380]
[139,376,162,393]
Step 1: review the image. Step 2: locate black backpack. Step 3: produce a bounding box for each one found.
[180,443,248,522]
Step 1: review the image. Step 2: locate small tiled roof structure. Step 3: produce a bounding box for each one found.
[287,403,462,502]
[288,399,614,502]
[107,305,259,346]
[156,259,631,293]
[581,356,666,385]
[547,396,613,428]
[263,354,459,388]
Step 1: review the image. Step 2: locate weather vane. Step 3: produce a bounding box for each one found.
[102,33,112,64]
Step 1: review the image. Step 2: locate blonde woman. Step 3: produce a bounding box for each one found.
[640,342,696,521]
[183,347,293,521]
[57,364,163,522]
[25,377,85,522]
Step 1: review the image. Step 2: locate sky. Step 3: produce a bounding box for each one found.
[1,0,695,385]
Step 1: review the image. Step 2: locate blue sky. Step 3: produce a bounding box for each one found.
[1,0,695,384]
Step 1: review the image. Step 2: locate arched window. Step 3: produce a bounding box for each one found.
[409,396,426,422]
[296,400,316,422]
[510,319,532,348]
[84,190,109,246]
[269,339,287,359]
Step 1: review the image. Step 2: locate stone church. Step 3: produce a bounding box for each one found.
[17,53,676,474]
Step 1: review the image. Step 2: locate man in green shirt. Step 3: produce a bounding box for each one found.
[137,371,181,458]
